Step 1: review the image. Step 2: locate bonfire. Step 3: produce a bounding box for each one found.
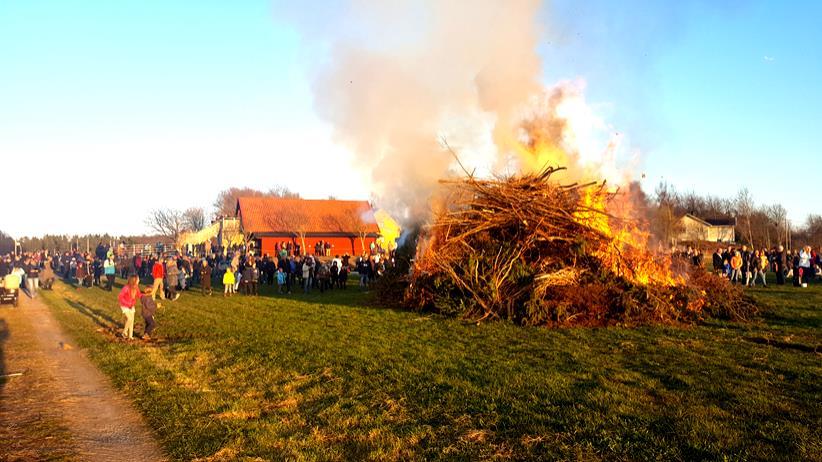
[380,167,756,327]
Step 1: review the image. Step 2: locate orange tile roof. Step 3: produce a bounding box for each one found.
[237,197,380,235]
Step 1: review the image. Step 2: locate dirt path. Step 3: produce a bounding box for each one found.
[0,293,166,462]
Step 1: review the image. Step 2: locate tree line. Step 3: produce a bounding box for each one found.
[145,186,302,244]
[649,182,819,249]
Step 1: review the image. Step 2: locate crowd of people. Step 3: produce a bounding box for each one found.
[0,241,394,340]
[680,244,821,288]
[4,239,819,342]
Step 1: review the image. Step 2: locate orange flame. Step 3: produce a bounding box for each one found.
[515,125,681,287]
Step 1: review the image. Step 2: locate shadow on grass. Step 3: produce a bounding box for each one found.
[743,336,821,353]
[760,310,822,330]
[65,299,119,330]
[172,280,395,312]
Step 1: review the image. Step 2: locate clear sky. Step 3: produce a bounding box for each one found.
[1,0,819,237]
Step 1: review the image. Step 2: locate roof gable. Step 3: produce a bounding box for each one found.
[237,197,380,235]
[683,213,737,228]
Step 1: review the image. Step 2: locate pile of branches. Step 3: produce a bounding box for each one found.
[387,168,756,327]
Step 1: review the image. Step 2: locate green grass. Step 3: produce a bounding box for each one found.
[40,277,821,461]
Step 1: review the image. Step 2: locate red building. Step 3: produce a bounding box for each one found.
[236,197,380,257]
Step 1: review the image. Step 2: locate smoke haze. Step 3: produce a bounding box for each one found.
[307,0,633,224]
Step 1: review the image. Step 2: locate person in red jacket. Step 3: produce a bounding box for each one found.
[151,256,165,300]
[118,275,140,340]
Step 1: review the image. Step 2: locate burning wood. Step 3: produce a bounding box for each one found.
[385,168,756,327]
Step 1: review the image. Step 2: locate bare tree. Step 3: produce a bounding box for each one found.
[265,205,310,252]
[145,209,186,245]
[0,230,14,255]
[213,186,300,218]
[734,188,756,247]
[323,206,375,254]
[651,182,684,246]
[804,214,822,245]
[183,207,207,231]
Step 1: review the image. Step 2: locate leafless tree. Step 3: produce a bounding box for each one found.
[765,204,787,240]
[213,186,300,218]
[265,205,310,252]
[0,230,14,254]
[183,207,207,231]
[145,209,186,245]
[803,214,822,245]
[734,188,756,247]
[652,182,684,246]
[323,206,375,254]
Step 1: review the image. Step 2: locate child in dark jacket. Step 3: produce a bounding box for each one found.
[140,288,160,340]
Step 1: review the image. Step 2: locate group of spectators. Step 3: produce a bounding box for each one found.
[0,241,394,341]
[0,252,56,298]
[689,244,821,287]
[216,248,388,296]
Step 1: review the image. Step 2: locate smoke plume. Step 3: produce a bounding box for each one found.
[311,0,632,225]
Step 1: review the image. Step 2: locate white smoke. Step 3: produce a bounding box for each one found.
[301,0,634,224]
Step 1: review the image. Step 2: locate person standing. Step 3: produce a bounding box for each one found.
[118,275,140,340]
[24,257,40,298]
[104,255,116,291]
[740,246,752,286]
[798,246,813,287]
[730,251,743,284]
[140,287,159,340]
[774,245,786,285]
[199,260,213,296]
[75,260,88,288]
[165,257,180,301]
[40,257,55,290]
[751,250,768,287]
[276,267,286,294]
[302,258,312,294]
[151,256,165,300]
[92,258,102,287]
[223,265,236,297]
[241,264,254,295]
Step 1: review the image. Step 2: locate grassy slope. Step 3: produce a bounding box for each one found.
[40,278,821,461]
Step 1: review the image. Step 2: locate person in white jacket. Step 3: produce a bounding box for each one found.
[798,246,813,287]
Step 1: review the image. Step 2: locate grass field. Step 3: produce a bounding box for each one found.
[40,276,821,461]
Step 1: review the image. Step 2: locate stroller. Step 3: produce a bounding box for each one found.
[0,273,21,307]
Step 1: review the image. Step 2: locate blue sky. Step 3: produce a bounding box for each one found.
[0,0,819,236]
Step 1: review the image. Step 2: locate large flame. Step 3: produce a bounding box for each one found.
[512,90,681,287]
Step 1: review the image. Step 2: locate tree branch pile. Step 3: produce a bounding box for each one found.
[387,168,756,327]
